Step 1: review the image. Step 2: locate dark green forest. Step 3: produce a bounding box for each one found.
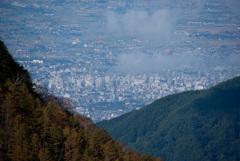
[97,76,240,161]
[0,40,163,161]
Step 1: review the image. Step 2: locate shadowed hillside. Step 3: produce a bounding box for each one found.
[97,76,240,161]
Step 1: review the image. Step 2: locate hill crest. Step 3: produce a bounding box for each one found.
[97,76,240,161]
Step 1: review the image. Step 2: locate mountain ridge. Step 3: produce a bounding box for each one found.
[97,76,240,161]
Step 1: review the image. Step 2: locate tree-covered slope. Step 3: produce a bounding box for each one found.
[97,76,240,161]
[0,40,163,161]
[0,41,33,88]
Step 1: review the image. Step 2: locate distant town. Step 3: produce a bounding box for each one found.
[18,56,239,122]
[1,0,240,122]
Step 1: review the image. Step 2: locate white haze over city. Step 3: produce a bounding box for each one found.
[103,1,240,73]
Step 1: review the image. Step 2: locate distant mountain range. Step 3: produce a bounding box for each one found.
[97,76,240,161]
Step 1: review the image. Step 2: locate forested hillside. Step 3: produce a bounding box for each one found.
[0,40,163,161]
[97,76,240,161]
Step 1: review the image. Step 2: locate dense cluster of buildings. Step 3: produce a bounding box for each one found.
[20,57,239,122]
[1,0,240,122]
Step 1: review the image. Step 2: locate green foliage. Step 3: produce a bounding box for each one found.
[0,41,162,161]
[97,76,240,161]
